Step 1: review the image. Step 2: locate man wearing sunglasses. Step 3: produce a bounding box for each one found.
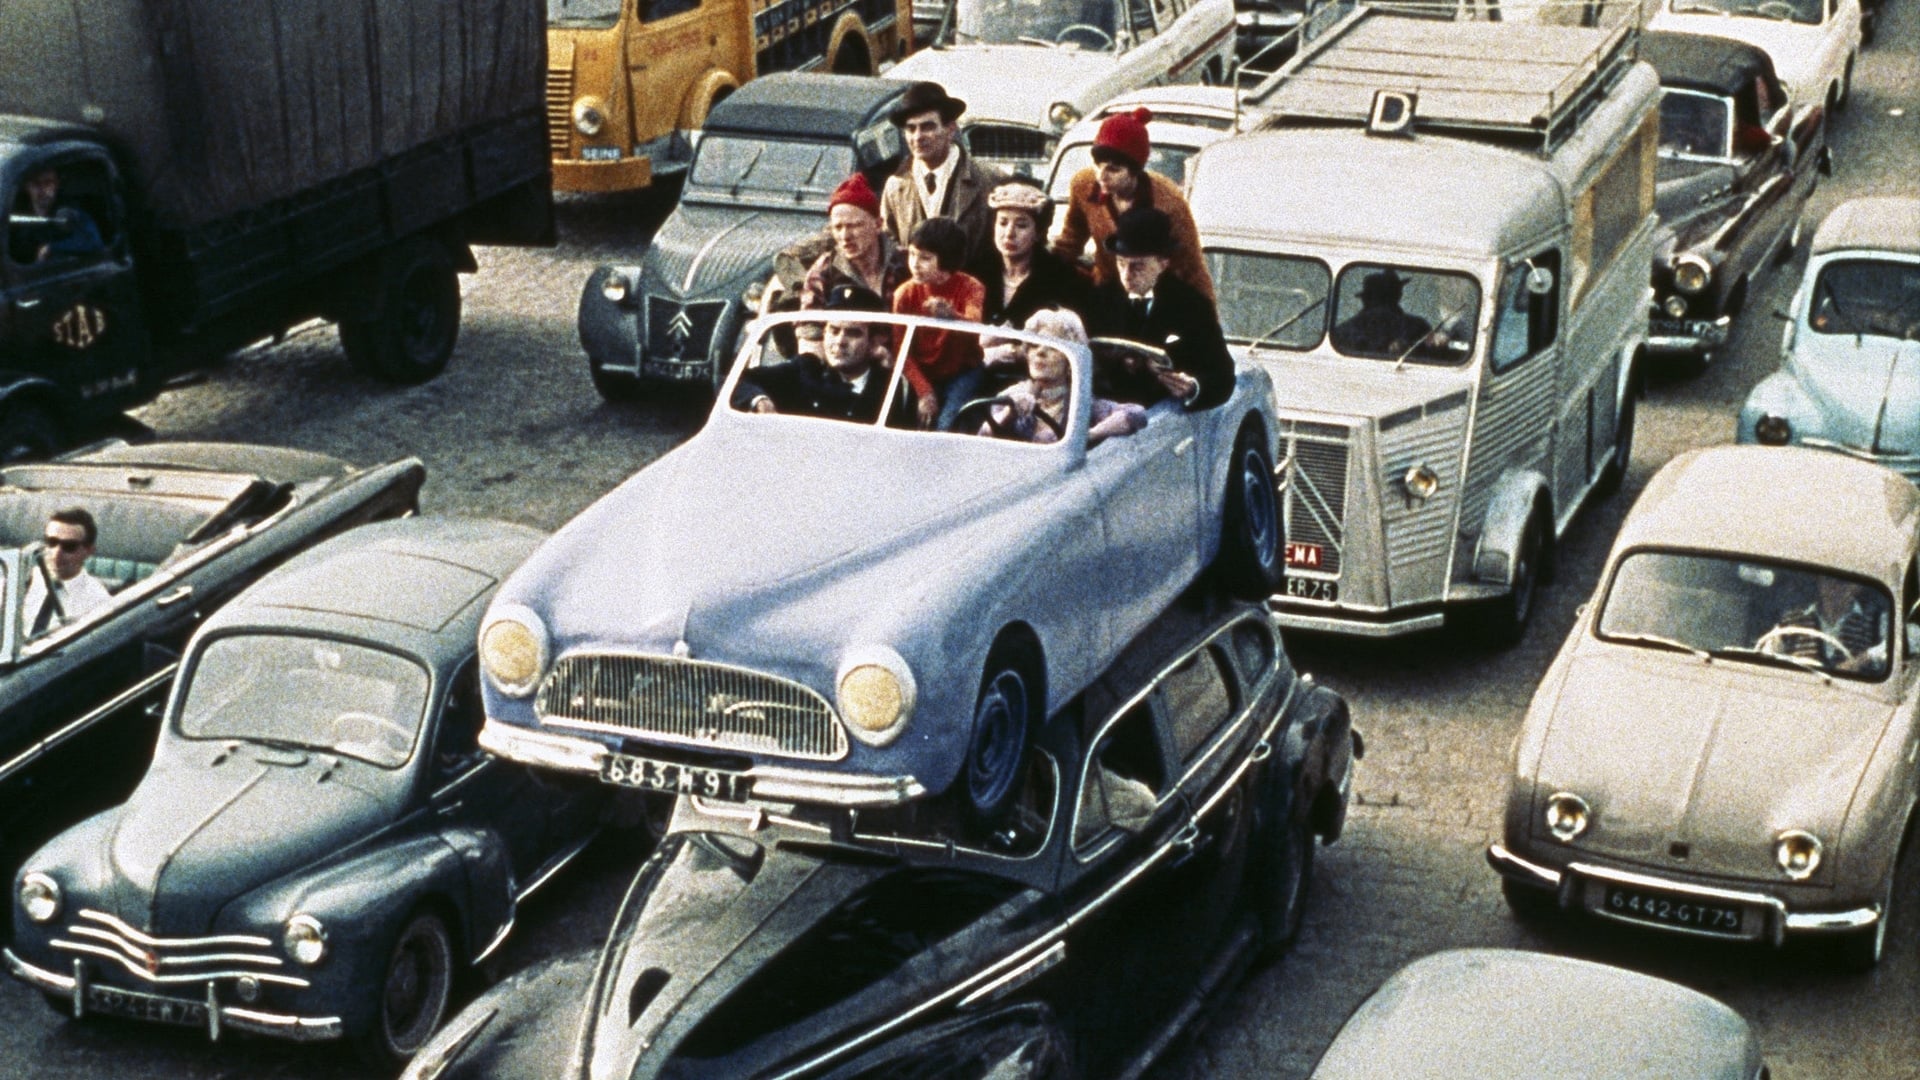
[23,508,110,636]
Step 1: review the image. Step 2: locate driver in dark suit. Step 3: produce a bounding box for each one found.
[1331,269,1433,358]
[732,284,901,423]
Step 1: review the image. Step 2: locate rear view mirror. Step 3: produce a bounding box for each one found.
[1525,265,1555,296]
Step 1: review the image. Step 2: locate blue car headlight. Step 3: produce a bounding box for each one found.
[19,872,60,924]
[838,647,916,747]
[284,913,328,966]
[481,605,550,698]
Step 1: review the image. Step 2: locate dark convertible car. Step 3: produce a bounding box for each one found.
[0,441,423,913]
[405,600,1360,1080]
[1643,30,1828,368]
[6,518,607,1068]
[579,74,910,400]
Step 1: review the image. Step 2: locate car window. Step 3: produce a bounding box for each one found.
[1808,258,1920,340]
[641,0,699,20]
[1669,0,1819,23]
[433,660,486,786]
[1904,560,1919,662]
[1490,251,1560,374]
[1658,88,1734,160]
[1228,618,1278,687]
[1158,645,1238,762]
[1598,550,1893,681]
[6,158,117,270]
[1329,263,1479,364]
[686,137,856,202]
[956,0,1121,48]
[177,633,432,766]
[1074,702,1168,849]
[1049,140,1200,201]
[1207,249,1331,352]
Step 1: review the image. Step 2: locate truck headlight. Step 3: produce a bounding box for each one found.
[19,872,60,924]
[602,271,631,304]
[1401,464,1439,501]
[1047,102,1081,129]
[1662,295,1688,319]
[1754,414,1791,445]
[1673,255,1711,294]
[284,914,327,966]
[1774,830,1822,880]
[1543,792,1590,842]
[572,97,607,137]
[838,647,916,747]
[481,607,550,697]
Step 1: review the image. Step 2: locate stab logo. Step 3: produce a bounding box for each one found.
[51,304,107,350]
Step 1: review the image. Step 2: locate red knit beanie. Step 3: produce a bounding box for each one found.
[1092,108,1152,169]
[828,173,881,218]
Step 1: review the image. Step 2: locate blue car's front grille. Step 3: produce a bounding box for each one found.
[51,909,308,989]
[536,654,849,761]
[645,298,728,361]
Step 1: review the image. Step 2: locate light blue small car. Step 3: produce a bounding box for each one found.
[1740,196,1920,482]
[477,311,1280,826]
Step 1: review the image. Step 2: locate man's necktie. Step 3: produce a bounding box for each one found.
[1130,295,1150,322]
[923,172,937,195]
[30,583,59,636]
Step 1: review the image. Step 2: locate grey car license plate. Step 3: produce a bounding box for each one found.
[600,752,750,801]
[85,984,208,1028]
[1602,885,1745,935]
[1282,575,1338,603]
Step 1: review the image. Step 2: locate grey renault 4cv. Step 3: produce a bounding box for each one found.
[1188,8,1657,643]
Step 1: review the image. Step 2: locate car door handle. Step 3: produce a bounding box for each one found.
[1166,819,1211,868]
[154,585,194,607]
[1173,436,1195,457]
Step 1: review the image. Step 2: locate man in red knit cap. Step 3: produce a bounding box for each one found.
[766,173,910,352]
[1050,107,1214,302]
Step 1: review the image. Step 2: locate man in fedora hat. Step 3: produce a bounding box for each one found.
[732,284,905,424]
[1331,268,1434,358]
[881,82,1003,269]
[1088,206,1234,410]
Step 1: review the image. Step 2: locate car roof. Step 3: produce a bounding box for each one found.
[704,74,912,139]
[1811,196,1920,258]
[1312,949,1758,1080]
[1639,29,1775,97]
[1616,446,1920,582]
[201,517,545,662]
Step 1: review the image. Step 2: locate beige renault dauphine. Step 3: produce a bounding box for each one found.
[1490,444,1920,968]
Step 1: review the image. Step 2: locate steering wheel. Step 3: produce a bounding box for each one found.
[953,396,1065,440]
[1753,624,1854,662]
[1753,0,1798,17]
[1055,23,1114,49]
[332,710,414,755]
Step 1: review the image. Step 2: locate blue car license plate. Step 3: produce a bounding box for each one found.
[85,984,208,1028]
[600,752,750,801]
[1602,885,1745,936]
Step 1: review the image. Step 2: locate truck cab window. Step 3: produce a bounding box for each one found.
[7,162,114,269]
[642,0,701,21]
[1491,250,1560,373]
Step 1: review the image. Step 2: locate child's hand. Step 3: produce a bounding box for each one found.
[923,297,957,319]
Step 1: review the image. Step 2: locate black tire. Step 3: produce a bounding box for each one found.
[340,241,462,385]
[589,361,645,404]
[1216,426,1283,601]
[1255,788,1316,964]
[1501,877,1559,927]
[0,400,62,463]
[1595,369,1638,498]
[963,637,1043,831]
[1774,216,1804,267]
[1476,510,1545,648]
[351,911,456,1069]
[42,992,77,1021]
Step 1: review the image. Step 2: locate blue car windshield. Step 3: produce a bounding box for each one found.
[1809,258,1920,340]
[1598,551,1891,681]
[176,634,431,767]
[688,138,856,202]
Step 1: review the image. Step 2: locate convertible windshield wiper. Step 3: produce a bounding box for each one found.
[1248,295,1327,352]
[1608,632,1709,660]
[1707,645,1832,680]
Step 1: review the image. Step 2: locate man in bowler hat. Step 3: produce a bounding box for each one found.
[881,82,1003,269]
[1088,206,1235,410]
[732,284,903,424]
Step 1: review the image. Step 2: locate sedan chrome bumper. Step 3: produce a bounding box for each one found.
[5,949,342,1042]
[1268,602,1446,638]
[1487,844,1880,946]
[479,721,927,808]
[1647,313,1732,353]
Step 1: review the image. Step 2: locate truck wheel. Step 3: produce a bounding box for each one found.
[0,401,62,463]
[1475,510,1545,648]
[1216,425,1283,601]
[1501,877,1560,927]
[351,910,455,1069]
[1255,784,1316,964]
[342,243,462,385]
[964,636,1042,831]
[1595,368,1638,498]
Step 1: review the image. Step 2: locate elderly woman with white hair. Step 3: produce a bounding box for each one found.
[982,308,1146,446]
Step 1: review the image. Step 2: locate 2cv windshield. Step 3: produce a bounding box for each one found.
[177,634,432,766]
[689,138,857,202]
[1809,258,1920,340]
[1598,551,1893,681]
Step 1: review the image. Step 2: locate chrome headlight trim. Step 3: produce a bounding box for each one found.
[1774,829,1822,880]
[1047,102,1081,130]
[572,97,607,137]
[284,913,328,966]
[602,271,630,304]
[481,605,550,698]
[1673,254,1711,294]
[1662,294,1689,318]
[1401,464,1440,501]
[19,872,60,924]
[836,646,917,747]
[1544,791,1590,843]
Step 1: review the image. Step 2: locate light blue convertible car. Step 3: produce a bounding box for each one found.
[477,311,1280,825]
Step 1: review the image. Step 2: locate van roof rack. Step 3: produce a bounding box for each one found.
[1242,5,1639,155]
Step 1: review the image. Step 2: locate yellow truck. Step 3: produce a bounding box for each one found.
[547,0,913,193]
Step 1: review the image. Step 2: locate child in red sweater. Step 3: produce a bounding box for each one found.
[894,216,986,430]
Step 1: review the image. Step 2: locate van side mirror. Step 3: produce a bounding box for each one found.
[1525,265,1555,296]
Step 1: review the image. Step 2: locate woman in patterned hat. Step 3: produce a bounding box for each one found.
[974,178,1094,331]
